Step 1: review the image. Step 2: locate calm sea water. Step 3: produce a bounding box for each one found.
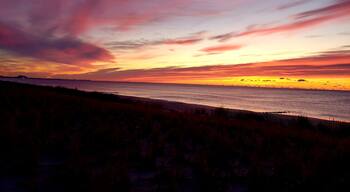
[2,77,350,122]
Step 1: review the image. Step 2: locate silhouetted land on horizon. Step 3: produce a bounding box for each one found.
[0,80,349,191]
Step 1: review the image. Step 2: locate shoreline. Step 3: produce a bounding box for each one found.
[116,93,350,126]
[1,78,349,125]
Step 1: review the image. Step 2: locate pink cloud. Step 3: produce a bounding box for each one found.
[200,44,243,53]
[211,0,350,42]
[236,14,340,37]
[295,0,350,19]
[0,0,239,36]
[164,38,203,45]
[276,0,311,10]
[106,31,207,51]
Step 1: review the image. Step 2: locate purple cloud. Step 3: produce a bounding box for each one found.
[0,22,113,65]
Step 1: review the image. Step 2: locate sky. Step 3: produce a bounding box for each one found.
[0,0,350,90]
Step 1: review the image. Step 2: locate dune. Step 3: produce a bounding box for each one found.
[0,80,349,191]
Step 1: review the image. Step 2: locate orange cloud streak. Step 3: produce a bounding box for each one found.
[200,44,243,53]
[55,49,350,83]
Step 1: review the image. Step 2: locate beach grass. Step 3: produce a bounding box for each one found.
[0,80,349,191]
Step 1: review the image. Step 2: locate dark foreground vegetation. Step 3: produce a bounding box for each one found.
[0,81,349,192]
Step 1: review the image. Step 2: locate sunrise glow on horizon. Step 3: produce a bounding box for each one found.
[1,0,350,90]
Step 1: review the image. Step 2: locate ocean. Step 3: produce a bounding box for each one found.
[2,77,350,122]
